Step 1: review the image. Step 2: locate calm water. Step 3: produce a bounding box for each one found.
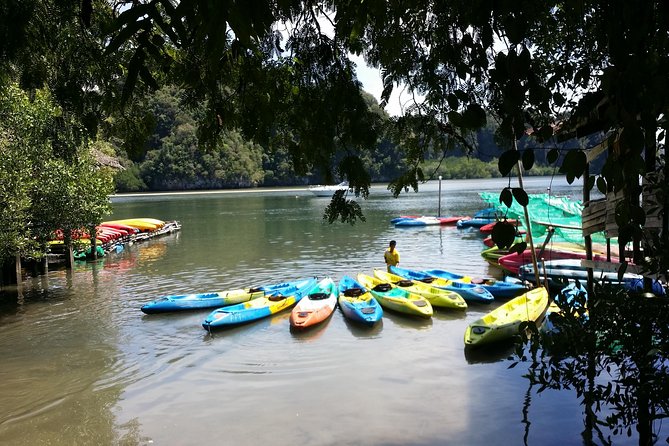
[0,177,627,445]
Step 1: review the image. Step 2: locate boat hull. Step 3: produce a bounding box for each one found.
[464,287,549,347]
[290,278,338,329]
[357,273,433,318]
[337,276,383,326]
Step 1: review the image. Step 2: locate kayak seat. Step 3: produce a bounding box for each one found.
[361,307,376,314]
[249,287,263,293]
[396,279,414,287]
[268,294,286,301]
[309,293,329,300]
[344,288,364,297]
[471,278,484,285]
[420,278,435,284]
[373,283,392,292]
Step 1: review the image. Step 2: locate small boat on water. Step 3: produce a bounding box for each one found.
[373,269,467,310]
[390,266,495,304]
[393,216,471,227]
[498,248,610,275]
[517,259,643,290]
[290,277,338,329]
[464,287,549,347]
[423,268,529,299]
[357,273,433,318]
[141,279,305,314]
[308,181,349,197]
[337,276,383,326]
[202,278,318,329]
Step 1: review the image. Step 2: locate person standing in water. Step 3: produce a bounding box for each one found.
[384,240,400,272]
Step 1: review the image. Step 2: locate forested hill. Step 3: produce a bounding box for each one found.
[111,85,571,192]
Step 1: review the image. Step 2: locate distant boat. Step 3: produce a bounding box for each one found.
[308,181,349,197]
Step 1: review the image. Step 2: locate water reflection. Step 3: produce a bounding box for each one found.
[464,339,517,364]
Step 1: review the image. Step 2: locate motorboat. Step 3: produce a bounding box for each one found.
[308,181,349,197]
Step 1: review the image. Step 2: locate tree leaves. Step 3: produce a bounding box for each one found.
[498,150,520,176]
[491,220,517,249]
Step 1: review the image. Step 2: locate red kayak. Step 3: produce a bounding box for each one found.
[497,248,609,274]
[438,216,470,225]
[99,222,140,234]
[479,220,521,233]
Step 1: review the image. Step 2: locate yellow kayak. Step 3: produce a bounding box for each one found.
[356,273,433,318]
[464,287,549,347]
[103,218,164,231]
[373,269,467,310]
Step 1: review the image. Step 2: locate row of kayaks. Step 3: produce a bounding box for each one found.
[141,267,549,347]
[49,218,172,245]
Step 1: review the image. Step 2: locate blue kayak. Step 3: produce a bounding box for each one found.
[423,269,529,299]
[474,208,501,219]
[141,279,307,314]
[202,278,318,329]
[337,275,383,326]
[390,266,495,304]
[456,217,496,229]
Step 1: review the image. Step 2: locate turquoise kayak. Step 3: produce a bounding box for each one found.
[202,278,318,329]
[337,275,383,326]
[141,280,304,314]
[390,266,494,304]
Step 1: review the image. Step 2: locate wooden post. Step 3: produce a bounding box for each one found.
[90,224,98,260]
[64,231,74,269]
[513,139,541,287]
[15,253,22,293]
[583,163,594,295]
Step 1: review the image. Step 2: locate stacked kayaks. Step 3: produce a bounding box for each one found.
[49,217,181,261]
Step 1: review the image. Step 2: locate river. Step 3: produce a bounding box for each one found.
[0,177,624,445]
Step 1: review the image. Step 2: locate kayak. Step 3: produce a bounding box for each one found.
[337,275,383,326]
[517,259,644,291]
[456,217,497,229]
[289,277,338,329]
[356,273,433,318]
[373,269,467,310]
[498,248,609,275]
[420,268,471,283]
[394,216,471,227]
[390,215,420,224]
[424,268,529,299]
[464,287,549,347]
[103,218,164,232]
[201,278,318,329]
[474,207,501,219]
[99,222,140,234]
[141,279,309,314]
[390,266,495,304]
[395,217,443,227]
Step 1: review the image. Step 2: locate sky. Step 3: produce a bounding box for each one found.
[350,53,411,117]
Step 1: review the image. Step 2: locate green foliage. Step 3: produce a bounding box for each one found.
[0,83,113,265]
